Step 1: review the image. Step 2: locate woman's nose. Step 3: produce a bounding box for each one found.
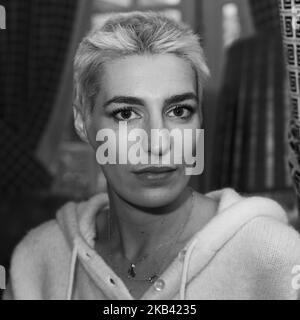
[142,117,171,156]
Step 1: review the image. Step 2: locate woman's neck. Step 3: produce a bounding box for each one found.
[104,186,194,262]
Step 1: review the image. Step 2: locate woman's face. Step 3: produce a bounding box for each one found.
[85,53,200,208]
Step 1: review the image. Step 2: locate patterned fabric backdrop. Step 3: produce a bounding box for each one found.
[278,0,300,222]
[212,0,292,193]
[250,0,281,30]
[0,0,78,194]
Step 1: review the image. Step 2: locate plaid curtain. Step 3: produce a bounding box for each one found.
[0,0,79,194]
[212,0,292,193]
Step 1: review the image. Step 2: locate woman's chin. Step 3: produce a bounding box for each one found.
[126,186,186,209]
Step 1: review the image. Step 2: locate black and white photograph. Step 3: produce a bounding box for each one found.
[0,0,300,304]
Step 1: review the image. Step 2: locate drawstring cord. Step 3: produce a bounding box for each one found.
[179,238,198,300]
[66,240,79,300]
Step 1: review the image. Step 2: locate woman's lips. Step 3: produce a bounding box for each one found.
[133,166,177,173]
[132,166,177,182]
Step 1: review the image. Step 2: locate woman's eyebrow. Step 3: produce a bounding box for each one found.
[102,96,145,108]
[164,92,198,107]
[102,92,198,108]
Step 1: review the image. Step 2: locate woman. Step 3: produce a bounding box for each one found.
[3,11,300,300]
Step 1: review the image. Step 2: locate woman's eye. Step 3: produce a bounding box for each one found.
[167,105,193,119]
[111,107,140,121]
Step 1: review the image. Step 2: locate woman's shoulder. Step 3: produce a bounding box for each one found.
[16,219,63,249]
[234,215,300,271]
[192,189,300,264]
[9,219,69,272]
[5,219,71,300]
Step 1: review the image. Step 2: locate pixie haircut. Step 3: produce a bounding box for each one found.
[73,11,210,117]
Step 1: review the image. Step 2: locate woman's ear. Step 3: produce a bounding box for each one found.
[73,107,89,143]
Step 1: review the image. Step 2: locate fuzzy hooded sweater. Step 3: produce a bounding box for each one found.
[2,188,300,300]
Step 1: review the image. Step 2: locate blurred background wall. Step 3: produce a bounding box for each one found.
[0,0,299,293]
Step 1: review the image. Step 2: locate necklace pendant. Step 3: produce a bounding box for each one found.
[128,263,136,278]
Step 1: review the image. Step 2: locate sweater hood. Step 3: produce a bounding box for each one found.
[56,188,288,300]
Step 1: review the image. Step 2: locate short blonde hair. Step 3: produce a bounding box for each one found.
[74,11,210,116]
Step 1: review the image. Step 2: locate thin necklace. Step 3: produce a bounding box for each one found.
[107,189,195,283]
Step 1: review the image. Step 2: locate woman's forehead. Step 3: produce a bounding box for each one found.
[98,54,197,102]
